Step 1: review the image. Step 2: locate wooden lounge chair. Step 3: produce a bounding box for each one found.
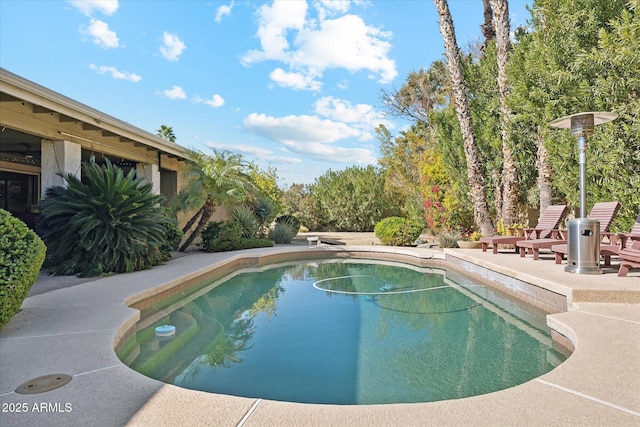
[548,202,622,263]
[516,229,566,260]
[480,205,568,255]
[554,206,638,265]
[618,240,640,277]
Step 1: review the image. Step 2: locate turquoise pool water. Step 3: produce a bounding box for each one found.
[118,260,567,405]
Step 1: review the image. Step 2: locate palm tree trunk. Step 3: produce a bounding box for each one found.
[491,0,519,227]
[175,204,205,250]
[179,202,216,251]
[434,0,494,236]
[536,126,553,213]
[481,0,495,49]
[181,205,205,233]
[493,169,503,220]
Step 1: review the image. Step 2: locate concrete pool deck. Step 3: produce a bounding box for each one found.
[0,242,639,426]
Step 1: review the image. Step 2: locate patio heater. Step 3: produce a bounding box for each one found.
[550,112,617,274]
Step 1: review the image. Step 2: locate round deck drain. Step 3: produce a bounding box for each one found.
[15,374,72,394]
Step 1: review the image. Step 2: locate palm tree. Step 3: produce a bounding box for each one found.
[172,149,256,251]
[481,0,496,49]
[156,125,176,142]
[490,0,519,227]
[433,0,494,235]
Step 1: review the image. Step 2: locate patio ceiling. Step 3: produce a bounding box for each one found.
[0,68,188,166]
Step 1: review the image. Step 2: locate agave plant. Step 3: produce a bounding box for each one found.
[250,197,275,236]
[230,205,258,238]
[269,220,298,244]
[40,160,169,276]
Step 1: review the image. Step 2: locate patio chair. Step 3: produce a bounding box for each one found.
[553,206,638,265]
[480,205,568,255]
[548,202,622,264]
[618,240,640,277]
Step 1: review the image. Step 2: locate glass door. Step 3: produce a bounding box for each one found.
[0,171,40,228]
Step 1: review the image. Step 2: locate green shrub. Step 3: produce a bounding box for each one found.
[201,221,274,252]
[270,220,298,244]
[275,214,301,231]
[374,217,423,246]
[250,197,276,235]
[201,221,224,246]
[437,230,462,248]
[40,160,170,276]
[230,205,259,238]
[160,217,183,260]
[0,209,47,330]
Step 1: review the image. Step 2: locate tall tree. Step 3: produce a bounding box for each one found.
[172,149,256,251]
[481,0,496,49]
[312,165,391,232]
[433,0,494,235]
[507,0,637,227]
[156,125,176,142]
[490,0,519,226]
[382,61,451,129]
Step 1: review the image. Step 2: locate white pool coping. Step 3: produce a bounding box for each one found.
[1,245,639,426]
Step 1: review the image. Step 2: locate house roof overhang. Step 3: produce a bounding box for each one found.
[0,67,189,163]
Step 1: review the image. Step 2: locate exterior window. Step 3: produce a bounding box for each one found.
[160,169,177,206]
[0,171,40,228]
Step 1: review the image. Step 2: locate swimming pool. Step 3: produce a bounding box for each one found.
[117,259,567,405]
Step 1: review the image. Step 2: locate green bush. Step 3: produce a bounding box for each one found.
[374,217,423,246]
[40,160,171,276]
[0,209,47,330]
[160,217,183,260]
[201,221,274,252]
[437,230,462,248]
[250,197,276,235]
[230,205,259,238]
[201,221,224,247]
[275,214,301,231]
[269,220,298,244]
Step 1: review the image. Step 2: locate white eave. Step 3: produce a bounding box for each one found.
[0,67,188,161]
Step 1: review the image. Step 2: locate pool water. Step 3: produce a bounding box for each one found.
[118,260,568,405]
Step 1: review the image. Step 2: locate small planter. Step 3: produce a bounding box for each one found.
[457,240,482,249]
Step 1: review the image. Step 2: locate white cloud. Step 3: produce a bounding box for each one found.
[281,140,376,164]
[336,79,349,90]
[253,1,308,60]
[269,68,322,91]
[295,15,396,83]
[242,112,376,164]
[82,19,119,48]
[89,64,141,82]
[195,94,225,108]
[160,32,186,61]
[241,1,397,90]
[244,113,362,144]
[163,86,186,100]
[68,0,119,16]
[315,0,352,15]
[215,1,234,23]
[204,141,301,164]
[314,96,373,124]
[314,96,393,141]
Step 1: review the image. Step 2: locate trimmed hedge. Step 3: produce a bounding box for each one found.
[374,216,423,246]
[201,221,274,253]
[0,209,47,330]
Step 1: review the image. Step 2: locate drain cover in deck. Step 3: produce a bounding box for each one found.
[15,374,72,394]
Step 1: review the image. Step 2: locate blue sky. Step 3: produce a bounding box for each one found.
[0,0,532,186]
